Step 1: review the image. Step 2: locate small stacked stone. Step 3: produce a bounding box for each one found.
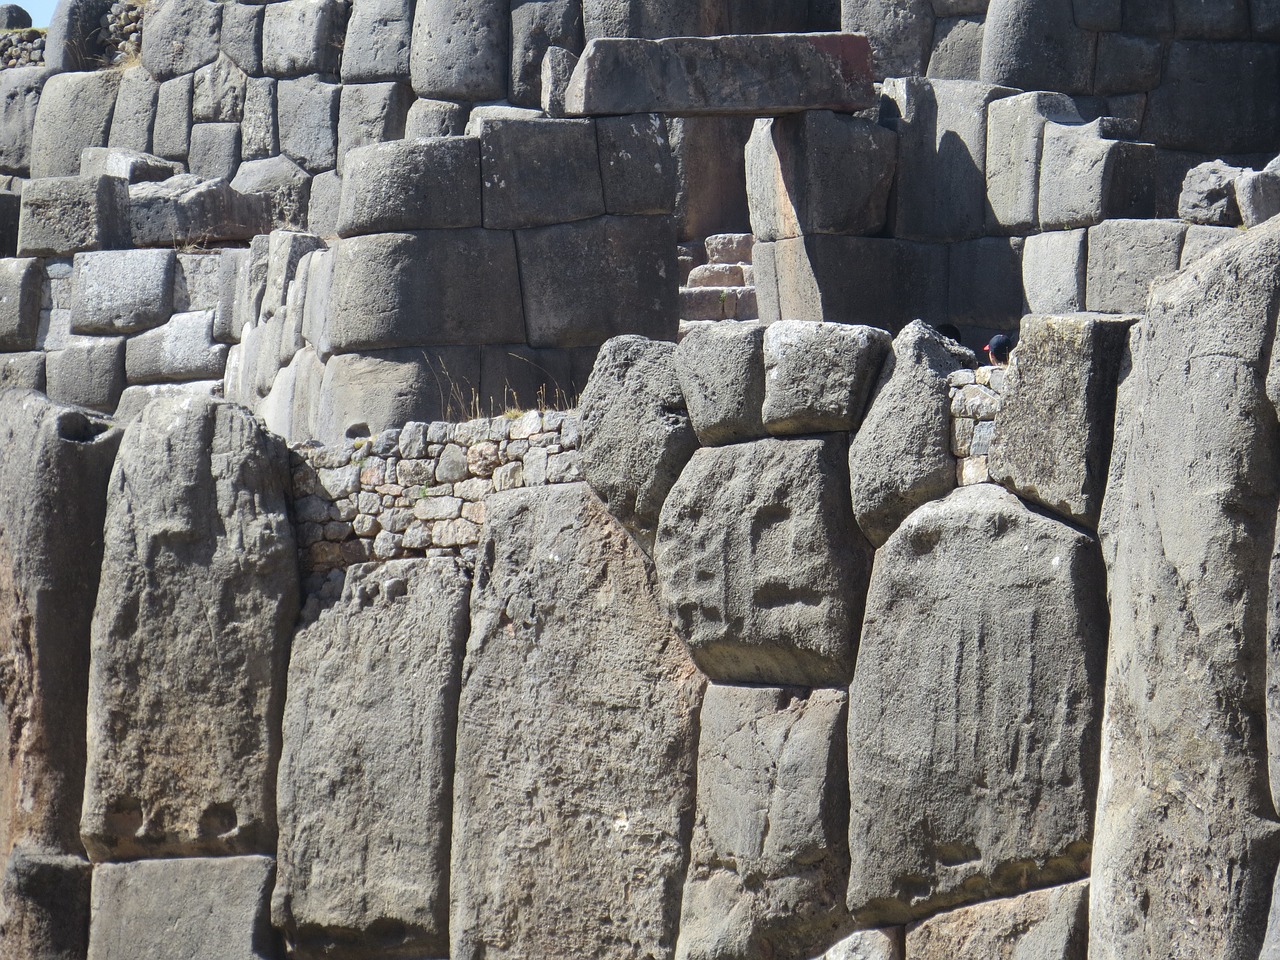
[99,0,143,64]
[292,410,582,594]
[678,233,758,327]
[0,29,43,69]
[949,365,1006,485]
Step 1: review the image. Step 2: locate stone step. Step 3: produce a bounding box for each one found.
[687,263,747,287]
[678,285,758,322]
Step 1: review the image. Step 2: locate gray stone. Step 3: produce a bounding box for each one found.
[88,857,275,960]
[231,155,312,232]
[141,0,223,80]
[816,929,902,960]
[657,434,869,686]
[1173,0,1248,38]
[0,67,54,175]
[671,320,763,444]
[947,235,1024,328]
[81,395,297,860]
[1179,160,1243,225]
[883,77,1016,241]
[125,309,227,383]
[262,229,323,320]
[0,351,44,390]
[327,229,522,349]
[241,78,277,161]
[314,346,481,443]
[409,0,508,101]
[1072,0,1119,29]
[1086,219,1186,314]
[1091,221,1280,960]
[193,55,248,123]
[1093,31,1162,95]
[221,1,264,76]
[44,0,111,71]
[152,74,193,162]
[43,336,126,413]
[277,74,339,172]
[479,117,603,229]
[1038,119,1156,229]
[79,148,181,184]
[1236,169,1280,228]
[905,881,1089,959]
[335,81,411,175]
[129,174,265,247]
[989,313,1135,527]
[1021,228,1086,313]
[0,256,40,349]
[69,249,175,334]
[746,111,896,241]
[188,123,242,180]
[848,320,975,547]
[675,685,852,960]
[510,0,582,106]
[211,247,247,344]
[517,214,676,347]
[761,321,890,435]
[451,483,702,959]
[842,0,933,77]
[17,175,130,257]
[404,98,467,138]
[581,0,719,40]
[305,169,340,235]
[1258,0,1280,40]
[176,252,224,312]
[669,115,754,241]
[337,136,480,236]
[1181,224,1238,266]
[262,0,341,77]
[107,67,158,154]
[0,4,29,27]
[848,485,1104,924]
[578,335,697,551]
[342,0,413,81]
[565,34,875,116]
[540,45,579,115]
[273,558,468,957]
[109,381,222,426]
[980,0,1095,94]
[985,91,1083,234]
[926,15,984,80]
[29,70,120,179]
[596,113,677,215]
[0,849,92,960]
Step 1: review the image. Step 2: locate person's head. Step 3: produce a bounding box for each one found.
[984,334,1013,366]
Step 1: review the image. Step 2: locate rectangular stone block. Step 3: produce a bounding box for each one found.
[516,214,677,347]
[1093,31,1162,95]
[336,80,412,175]
[343,0,412,81]
[985,91,1083,234]
[1086,218,1186,314]
[108,66,158,154]
[152,74,193,162]
[262,0,341,77]
[925,15,984,80]
[906,881,1088,958]
[125,310,229,384]
[947,235,1023,328]
[222,1,264,76]
[70,249,175,334]
[44,335,126,412]
[410,0,509,101]
[478,117,604,229]
[596,113,678,215]
[328,229,524,350]
[306,169,341,236]
[0,350,45,390]
[129,175,265,248]
[1,850,92,960]
[193,55,249,123]
[1038,119,1156,229]
[79,148,182,184]
[29,70,121,179]
[277,74,339,173]
[0,66,54,175]
[17,175,130,257]
[140,0,223,80]
[1022,228,1086,313]
[510,0,582,106]
[0,256,41,349]
[1181,223,1237,268]
[405,97,468,138]
[565,33,875,116]
[669,114,755,241]
[189,122,242,180]
[242,77,277,161]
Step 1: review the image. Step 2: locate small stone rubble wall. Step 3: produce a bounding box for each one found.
[0,29,45,68]
[99,0,143,65]
[948,364,1005,486]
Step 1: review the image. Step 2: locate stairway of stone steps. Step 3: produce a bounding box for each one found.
[677,233,758,333]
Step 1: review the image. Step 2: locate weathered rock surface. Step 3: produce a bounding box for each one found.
[761,320,891,435]
[673,321,766,445]
[578,336,697,552]
[450,483,703,960]
[81,395,298,862]
[848,485,1106,924]
[675,684,852,960]
[656,434,869,687]
[0,848,92,960]
[848,321,975,547]
[905,880,1089,959]
[0,392,120,859]
[274,558,469,959]
[1093,221,1280,960]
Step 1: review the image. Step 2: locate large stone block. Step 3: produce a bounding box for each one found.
[848,320,974,547]
[842,0,932,77]
[277,75,339,173]
[925,15,984,79]
[241,78,277,161]
[79,147,181,184]
[409,0,508,101]
[81,395,298,861]
[274,559,469,958]
[565,33,876,116]
[676,685,852,960]
[125,310,228,384]
[0,67,54,175]
[188,122,242,180]
[746,111,896,241]
[883,77,1016,242]
[1085,219,1186,313]
[404,97,467,137]
[579,335,697,551]
[29,70,120,179]
[656,434,870,687]
[152,74,193,162]
[221,1,264,76]
[980,0,1096,94]
[0,849,92,960]
[581,0,720,40]
[510,0,582,106]
[262,0,341,77]
[905,881,1089,959]
[1022,228,1087,313]
[516,214,677,347]
[668,115,754,241]
[193,55,248,124]
[451,483,703,959]
[130,174,266,247]
[761,320,891,435]
[0,256,41,350]
[0,351,44,390]
[16,172,129,256]
[947,235,1024,328]
[672,319,764,445]
[44,0,112,71]
[1037,119,1156,229]
[1093,30,1161,95]
[69,249,175,335]
[107,67,158,154]
[231,155,311,232]
[343,0,413,81]
[848,485,1106,924]
[43,336,126,413]
[596,113,678,215]
[327,229,522,350]
[1093,221,1280,960]
[335,80,411,175]
[88,857,275,960]
[987,312,1135,526]
[985,91,1082,234]
[478,117,603,229]
[141,0,223,80]
[335,136,481,236]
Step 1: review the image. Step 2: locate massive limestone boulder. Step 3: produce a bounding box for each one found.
[847,485,1107,925]
[450,483,703,960]
[273,558,470,960]
[0,392,121,859]
[578,335,698,553]
[675,684,852,960]
[848,321,975,547]
[1093,219,1280,960]
[656,434,870,688]
[80,395,299,862]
